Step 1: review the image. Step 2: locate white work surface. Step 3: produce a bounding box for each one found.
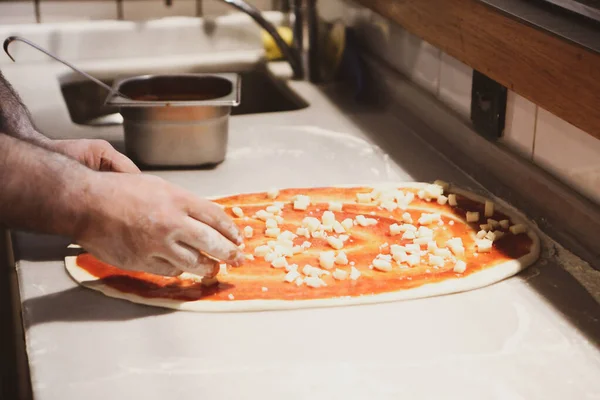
[4,50,600,400]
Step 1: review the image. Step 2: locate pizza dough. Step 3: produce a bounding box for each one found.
[65,182,541,312]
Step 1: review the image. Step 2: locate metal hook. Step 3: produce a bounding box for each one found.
[3,35,130,100]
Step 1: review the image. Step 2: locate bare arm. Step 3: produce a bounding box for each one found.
[0,134,90,236]
[0,70,50,147]
[0,134,243,276]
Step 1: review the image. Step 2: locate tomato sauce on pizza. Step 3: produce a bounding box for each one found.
[74,183,535,303]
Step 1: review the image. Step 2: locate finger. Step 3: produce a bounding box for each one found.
[144,256,182,277]
[180,216,244,266]
[99,152,141,174]
[169,241,219,277]
[185,196,243,245]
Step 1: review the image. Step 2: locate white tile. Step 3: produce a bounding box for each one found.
[400,32,441,95]
[123,0,196,20]
[40,1,117,22]
[0,2,37,24]
[501,91,537,158]
[438,52,472,120]
[534,107,600,205]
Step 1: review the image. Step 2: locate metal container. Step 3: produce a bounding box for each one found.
[105,73,241,167]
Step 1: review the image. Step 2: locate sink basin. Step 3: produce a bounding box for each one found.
[60,65,309,127]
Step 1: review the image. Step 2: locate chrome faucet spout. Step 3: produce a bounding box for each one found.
[221,0,309,80]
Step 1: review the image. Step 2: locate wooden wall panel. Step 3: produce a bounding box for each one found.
[355,0,600,140]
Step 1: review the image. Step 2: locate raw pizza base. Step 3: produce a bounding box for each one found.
[65,182,541,312]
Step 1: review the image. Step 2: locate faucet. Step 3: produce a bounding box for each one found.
[218,0,319,82]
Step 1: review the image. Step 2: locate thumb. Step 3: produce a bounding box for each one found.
[99,151,141,173]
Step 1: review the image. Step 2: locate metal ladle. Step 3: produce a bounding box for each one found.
[3,36,130,100]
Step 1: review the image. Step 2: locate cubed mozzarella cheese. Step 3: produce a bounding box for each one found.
[428,254,444,267]
[335,251,349,265]
[453,260,467,273]
[284,269,301,283]
[356,193,371,204]
[402,230,416,240]
[305,276,327,288]
[437,195,448,205]
[267,188,279,199]
[322,211,336,226]
[349,266,361,280]
[466,211,480,223]
[319,251,336,269]
[499,219,510,229]
[476,239,493,253]
[255,210,273,221]
[389,223,402,236]
[402,212,413,223]
[476,230,487,239]
[341,218,354,231]
[328,202,343,212]
[333,269,348,280]
[302,217,321,232]
[327,236,344,250]
[232,207,244,218]
[265,218,278,229]
[271,257,288,268]
[509,224,528,235]
[293,195,311,210]
[265,227,280,238]
[372,257,392,272]
[243,226,253,238]
[448,194,458,206]
[254,245,271,257]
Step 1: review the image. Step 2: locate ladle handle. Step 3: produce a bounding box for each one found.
[3,36,128,99]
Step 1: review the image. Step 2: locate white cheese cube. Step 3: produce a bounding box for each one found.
[434,248,452,258]
[301,241,312,248]
[389,223,402,236]
[322,211,336,226]
[355,215,378,227]
[341,218,354,231]
[406,254,420,267]
[476,230,487,239]
[418,212,441,225]
[228,294,235,300]
[245,254,255,261]
[279,230,297,241]
[266,205,281,214]
[405,243,421,253]
[453,260,467,273]
[509,224,528,235]
[448,194,458,206]
[381,201,398,211]
[487,219,499,228]
[255,210,273,221]
[254,245,271,257]
[305,276,327,288]
[427,241,438,252]
[335,251,349,265]
[267,188,279,199]
[333,269,348,280]
[466,211,480,223]
[492,230,505,240]
[479,224,491,231]
[413,236,430,245]
[328,202,343,212]
[356,192,371,204]
[265,218,278,229]
[402,212,413,223]
[349,266,361,280]
[485,231,497,241]
[293,195,311,210]
[372,258,392,272]
[274,216,284,224]
[302,217,321,232]
[437,195,448,205]
[319,251,336,270]
[402,230,416,240]
[243,226,253,238]
[428,254,444,267]
[417,226,434,238]
[286,263,298,272]
[232,207,244,218]
[333,221,346,234]
[271,257,288,268]
[284,269,300,283]
[476,239,493,253]
[296,227,310,238]
[265,227,280,238]
[327,236,344,250]
[295,277,304,286]
[484,201,495,217]
[499,219,510,229]
[264,252,277,262]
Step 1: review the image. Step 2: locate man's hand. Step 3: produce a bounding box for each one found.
[49,139,140,173]
[75,172,244,277]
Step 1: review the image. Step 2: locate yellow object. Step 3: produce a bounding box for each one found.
[261,26,294,61]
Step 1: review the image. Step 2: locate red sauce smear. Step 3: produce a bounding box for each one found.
[76,187,533,302]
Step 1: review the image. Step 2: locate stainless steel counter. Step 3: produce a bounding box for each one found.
[4,51,600,399]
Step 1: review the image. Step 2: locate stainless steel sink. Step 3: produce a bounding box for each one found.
[60,65,309,127]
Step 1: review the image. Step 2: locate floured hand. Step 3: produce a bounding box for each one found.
[49,139,141,173]
[74,172,244,277]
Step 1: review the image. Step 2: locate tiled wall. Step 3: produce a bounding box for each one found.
[333,1,600,206]
[0,0,273,23]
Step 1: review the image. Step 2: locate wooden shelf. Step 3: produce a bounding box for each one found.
[355,0,600,140]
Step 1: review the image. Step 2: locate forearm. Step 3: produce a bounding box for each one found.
[0,134,96,237]
[0,70,50,146]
